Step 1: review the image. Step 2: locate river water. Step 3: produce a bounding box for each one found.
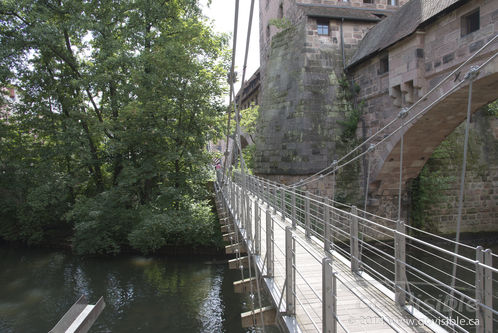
[0,247,253,333]
[1,238,496,332]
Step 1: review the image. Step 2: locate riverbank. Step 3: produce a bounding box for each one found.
[0,191,228,257]
[0,237,229,258]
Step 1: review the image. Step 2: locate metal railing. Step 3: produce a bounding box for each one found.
[216,170,496,333]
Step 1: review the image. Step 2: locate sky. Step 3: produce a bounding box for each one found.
[200,0,260,97]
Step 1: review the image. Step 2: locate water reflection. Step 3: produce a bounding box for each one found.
[198,267,225,332]
[0,247,246,333]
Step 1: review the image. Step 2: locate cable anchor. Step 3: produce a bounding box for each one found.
[367,143,376,153]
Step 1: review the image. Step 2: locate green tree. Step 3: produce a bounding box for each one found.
[239,104,259,172]
[0,0,228,253]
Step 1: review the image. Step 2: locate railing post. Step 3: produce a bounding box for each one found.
[264,180,268,206]
[305,192,311,238]
[484,249,493,333]
[285,227,296,316]
[231,181,235,213]
[255,205,261,255]
[291,188,296,229]
[260,178,264,202]
[272,184,277,214]
[234,184,237,221]
[476,247,493,333]
[237,186,242,228]
[241,182,246,230]
[322,258,336,333]
[266,209,274,277]
[234,185,238,221]
[394,219,406,306]
[324,198,331,255]
[240,187,244,228]
[350,206,359,273]
[281,186,286,221]
[257,177,261,201]
[246,195,252,244]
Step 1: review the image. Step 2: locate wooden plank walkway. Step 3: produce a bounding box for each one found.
[223,185,433,333]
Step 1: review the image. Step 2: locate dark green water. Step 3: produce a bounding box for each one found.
[0,247,252,333]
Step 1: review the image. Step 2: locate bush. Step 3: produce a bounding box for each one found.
[128,200,218,254]
[67,189,138,255]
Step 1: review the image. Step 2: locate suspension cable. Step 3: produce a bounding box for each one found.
[398,108,407,221]
[449,65,478,318]
[222,0,240,182]
[224,0,267,328]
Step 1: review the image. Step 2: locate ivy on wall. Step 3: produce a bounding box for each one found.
[334,76,364,206]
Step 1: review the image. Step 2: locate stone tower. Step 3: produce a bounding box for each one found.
[256,0,407,196]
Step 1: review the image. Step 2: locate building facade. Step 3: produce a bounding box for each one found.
[254,0,498,231]
[235,69,261,110]
[256,0,406,178]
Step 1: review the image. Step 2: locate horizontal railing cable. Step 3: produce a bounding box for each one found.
[220,170,496,333]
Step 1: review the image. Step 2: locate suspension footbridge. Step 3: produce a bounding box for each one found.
[215,43,498,333]
[216,1,498,331]
[214,172,495,333]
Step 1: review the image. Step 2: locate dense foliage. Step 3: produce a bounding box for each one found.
[0,0,228,254]
[239,104,258,172]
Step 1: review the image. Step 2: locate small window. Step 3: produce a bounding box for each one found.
[317,19,329,36]
[266,24,270,40]
[379,55,389,74]
[461,9,480,36]
[278,4,283,19]
[389,0,398,5]
[363,0,374,3]
[391,84,402,107]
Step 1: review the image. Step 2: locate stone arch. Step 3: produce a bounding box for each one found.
[369,62,498,195]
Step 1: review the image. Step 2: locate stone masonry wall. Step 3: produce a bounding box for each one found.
[351,0,498,191]
[258,0,405,94]
[420,110,498,234]
[255,15,376,175]
[348,0,498,232]
[256,0,497,235]
[260,0,301,85]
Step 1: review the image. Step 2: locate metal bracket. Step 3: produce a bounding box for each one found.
[367,143,376,153]
[330,160,338,174]
[464,65,480,81]
[398,107,409,119]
